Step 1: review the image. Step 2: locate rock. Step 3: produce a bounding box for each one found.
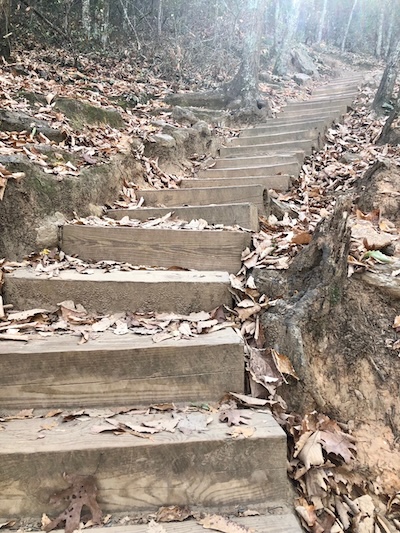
[351,220,394,250]
[36,212,66,249]
[172,106,198,125]
[291,47,319,77]
[191,121,211,137]
[293,73,312,86]
[0,109,66,143]
[149,133,176,148]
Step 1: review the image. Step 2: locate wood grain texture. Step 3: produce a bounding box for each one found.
[215,154,297,169]
[61,226,252,273]
[0,329,244,408]
[11,514,302,532]
[0,411,287,517]
[5,268,232,314]
[140,185,267,213]
[229,130,313,147]
[107,203,259,231]
[198,163,299,179]
[220,140,313,158]
[181,176,290,193]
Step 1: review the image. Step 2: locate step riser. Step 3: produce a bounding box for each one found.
[140,185,267,214]
[278,107,343,120]
[267,112,339,126]
[108,203,259,231]
[198,162,299,179]
[220,140,315,158]
[180,175,291,192]
[0,331,243,409]
[240,121,326,138]
[4,271,232,315]
[0,412,287,517]
[61,226,252,273]
[284,101,350,112]
[215,154,298,169]
[229,130,313,146]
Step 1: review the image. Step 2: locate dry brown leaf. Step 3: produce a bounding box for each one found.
[8,308,49,321]
[228,392,268,407]
[45,474,102,533]
[296,431,325,471]
[228,426,255,439]
[156,505,191,522]
[147,519,168,533]
[271,349,299,382]
[292,232,312,245]
[319,429,356,463]
[198,514,255,533]
[219,409,252,427]
[393,316,400,329]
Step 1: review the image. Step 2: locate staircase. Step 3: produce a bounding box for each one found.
[0,74,365,532]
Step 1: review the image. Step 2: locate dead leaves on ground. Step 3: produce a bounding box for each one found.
[44,474,102,533]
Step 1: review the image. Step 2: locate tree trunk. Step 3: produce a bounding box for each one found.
[0,0,10,59]
[373,39,400,114]
[226,0,266,108]
[375,4,384,58]
[157,0,162,39]
[273,0,301,76]
[341,0,358,53]
[317,0,328,44]
[82,0,91,39]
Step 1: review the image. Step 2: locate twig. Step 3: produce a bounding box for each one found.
[367,354,386,381]
[19,0,71,42]
[118,0,141,50]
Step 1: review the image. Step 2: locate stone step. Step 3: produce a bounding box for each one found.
[228,129,313,147]
[0,409,287,518]
[214,153,298,169]
[0,328,243,410]
[139,185,267,214]
[29,514,302,533]
[220,139,315,158]
[107,203,259,231]
[180,175,291,192]
[4,268,232,315]
[198,161,299,179]
[61,225,252,273]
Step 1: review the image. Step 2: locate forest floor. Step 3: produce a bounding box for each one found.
[0,43,400,532]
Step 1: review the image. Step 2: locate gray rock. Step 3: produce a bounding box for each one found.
[36,212,66,249]
[172,106,199,125]
[0,109,66,143]
[192,121,211,137]
[291,47,319,77]
[293,73,312,86]
[150,133,176,148]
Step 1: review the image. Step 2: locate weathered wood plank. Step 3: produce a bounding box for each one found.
[61,226,252,273]
[15,514,302,533]
[180,175,290,192]
[107,203,259,231]
[4,268,232,314]
[228,130,313,147]
[0,411,287,517]
[140,185,267,214]
[0,329,244,409]
[215,154,297,169]
[198,162,299,178]
[220,139,314,158]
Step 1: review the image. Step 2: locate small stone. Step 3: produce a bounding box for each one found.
[293,73,312,86]
[150,133,176,148]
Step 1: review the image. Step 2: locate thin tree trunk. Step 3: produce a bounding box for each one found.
[82,0,91,39]
[157,0,162,39]
[384,0,394,59]
[375,4,384,58]
[273,0,300,76]
[0,0,10,59]
[317,0,328,44]
[373,39,400,113]
[341,0,358,53]
[100,0,109,49]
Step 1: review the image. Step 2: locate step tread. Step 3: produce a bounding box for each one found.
[61,225,252,273]
[22,514,302,533]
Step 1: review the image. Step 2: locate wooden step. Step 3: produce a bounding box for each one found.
[26,514,302,533]
[220,139,315,158]
[180,175,291,192]
[0,328,243,409]
[4,268,232,314]
[107,203,259,231]
[139,185,267,214]
[61,225,252,273]
[0,409,287,517]
[269,111,341,126]
[228,130,313,147]
[239,119,327,138]
[284,97,352,110]
[278,107,343,120]
[214,153,298,169]
[198,162,299,179]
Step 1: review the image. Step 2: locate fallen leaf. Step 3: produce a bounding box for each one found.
[292,232,312,245]
[228,426,255,439]
[156,505,191,522]
[198,514,254,532]
[147,520,167,533]
[271,349,299,382]
[219,409,252,426]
